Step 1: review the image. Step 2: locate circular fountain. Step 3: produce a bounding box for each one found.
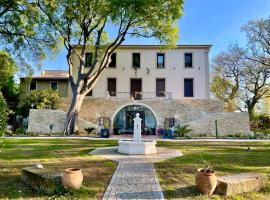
[118,113,157,155]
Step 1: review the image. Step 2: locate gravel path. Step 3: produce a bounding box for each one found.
[90,147,182,200]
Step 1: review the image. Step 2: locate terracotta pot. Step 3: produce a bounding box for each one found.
[62,168,83,190]
[195,168,217,195]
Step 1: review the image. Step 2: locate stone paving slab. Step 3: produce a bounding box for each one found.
[90,147,182,200]
[216,173,267,196]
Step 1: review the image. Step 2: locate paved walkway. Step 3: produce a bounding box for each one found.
[90,147,182,200]
[4,136,270,142]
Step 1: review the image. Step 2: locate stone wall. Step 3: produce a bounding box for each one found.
[57,98,250,135]
[27,109,96,134]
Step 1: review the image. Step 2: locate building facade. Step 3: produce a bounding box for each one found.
[68,45,211,99]
[24,45,251,135]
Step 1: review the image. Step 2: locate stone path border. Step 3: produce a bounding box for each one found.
[90,147,182,200]
[4,136,270,143]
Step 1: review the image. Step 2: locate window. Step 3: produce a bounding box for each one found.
[157,53,165,68]
[184,53,193,68]
[109,53,116,68]
[107,78,116,96]
[132,53,140,68]
[30,81,36,90]
[51,82,58,91]
[156,78,165,97]
[184,78,193,97]
[86,90,92,96]
[85,53,93,67]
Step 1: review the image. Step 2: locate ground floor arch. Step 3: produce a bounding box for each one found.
[112,103,158,135]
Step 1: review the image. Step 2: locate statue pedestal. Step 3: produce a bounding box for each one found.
[118,140,157,155]
[118,113,157,155]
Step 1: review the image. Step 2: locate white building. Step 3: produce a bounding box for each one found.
[26,45,251,136]
[68,45,211,100]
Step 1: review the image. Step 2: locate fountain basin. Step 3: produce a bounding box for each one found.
[118,140,157,155]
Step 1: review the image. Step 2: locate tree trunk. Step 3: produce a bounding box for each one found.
[63,92,84,135]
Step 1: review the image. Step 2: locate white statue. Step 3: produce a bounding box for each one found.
[133,113,142,143]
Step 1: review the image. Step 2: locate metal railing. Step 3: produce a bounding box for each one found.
[107,91,172,100]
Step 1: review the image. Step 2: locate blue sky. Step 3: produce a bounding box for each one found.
[39,0,270,73]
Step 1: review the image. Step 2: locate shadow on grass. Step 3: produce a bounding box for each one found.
[163,185,200,199]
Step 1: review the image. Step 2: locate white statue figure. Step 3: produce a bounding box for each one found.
[133,113,142,143]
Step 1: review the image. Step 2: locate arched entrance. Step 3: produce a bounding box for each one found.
[112,104,157,135]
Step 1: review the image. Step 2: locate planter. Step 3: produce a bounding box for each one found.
[62,168,83,190]
[163,129,173,139]
[100,128,110,138]
[195,168,217,195]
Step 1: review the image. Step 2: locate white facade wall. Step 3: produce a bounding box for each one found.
[69,45,211,99]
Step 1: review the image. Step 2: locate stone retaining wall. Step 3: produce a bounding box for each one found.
[27,109,96,134]
[55,98,250,136]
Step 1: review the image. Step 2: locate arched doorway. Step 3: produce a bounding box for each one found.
[113,104,157,135]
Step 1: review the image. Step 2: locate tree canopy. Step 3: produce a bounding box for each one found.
[211,16,270,115]
[0,0,60,72]
[0,51,17,89]
[33,0,184,134]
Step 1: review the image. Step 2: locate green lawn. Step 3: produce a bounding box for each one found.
[156,141,270,200]
[1,139,270,200]
[0,139,118,199]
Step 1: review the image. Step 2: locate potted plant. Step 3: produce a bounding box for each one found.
[157,127,165,136]
[163,122,173,139]
[195,154,217,195]
[62,168,83,190]
[100,123,110,138]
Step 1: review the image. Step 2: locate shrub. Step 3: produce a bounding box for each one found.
[17,89,60,117]
[250,114,270,130]
[174,125,193,137]
[15,127,26,135]
[0,92,7,136]
[84,127,95,134]
[157,128,165,136]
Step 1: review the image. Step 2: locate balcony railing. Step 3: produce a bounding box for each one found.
[107,91,172,100]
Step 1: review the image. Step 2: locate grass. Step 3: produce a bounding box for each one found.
[1,139,270,199]
[155,141,270,200]
[0,139,117,199]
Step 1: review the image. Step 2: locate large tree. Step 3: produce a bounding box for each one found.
[211,16,270,116]
[35,0,184,134]
[211,44,245,111]
[242,16,270,116]
[0,0,59,74]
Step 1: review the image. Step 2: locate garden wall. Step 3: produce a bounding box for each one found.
[56,98,250,136]
[27,109,96,134]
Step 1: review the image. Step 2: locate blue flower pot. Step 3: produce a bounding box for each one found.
[163,129,173,139]
[100,128,110,138]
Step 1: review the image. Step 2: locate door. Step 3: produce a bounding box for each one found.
[156,78,165,97]
[130,79,142,100]
[125,111,145,133]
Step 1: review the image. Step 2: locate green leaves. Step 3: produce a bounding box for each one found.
[0,92,7,137]
[17,89,60,117]
[0,51,17,90]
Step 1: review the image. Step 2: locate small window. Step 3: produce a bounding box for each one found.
[184,53,193,68]
[107,78,116,96]
[30,81,36,90]
[85,53,93,67]
[156,78,165,97]
[109,53,116,68]
[51,82,58,91]
[184,79,193,97]
[157,53,165,68]
[132,53,140,68]
[86,90,92,96]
